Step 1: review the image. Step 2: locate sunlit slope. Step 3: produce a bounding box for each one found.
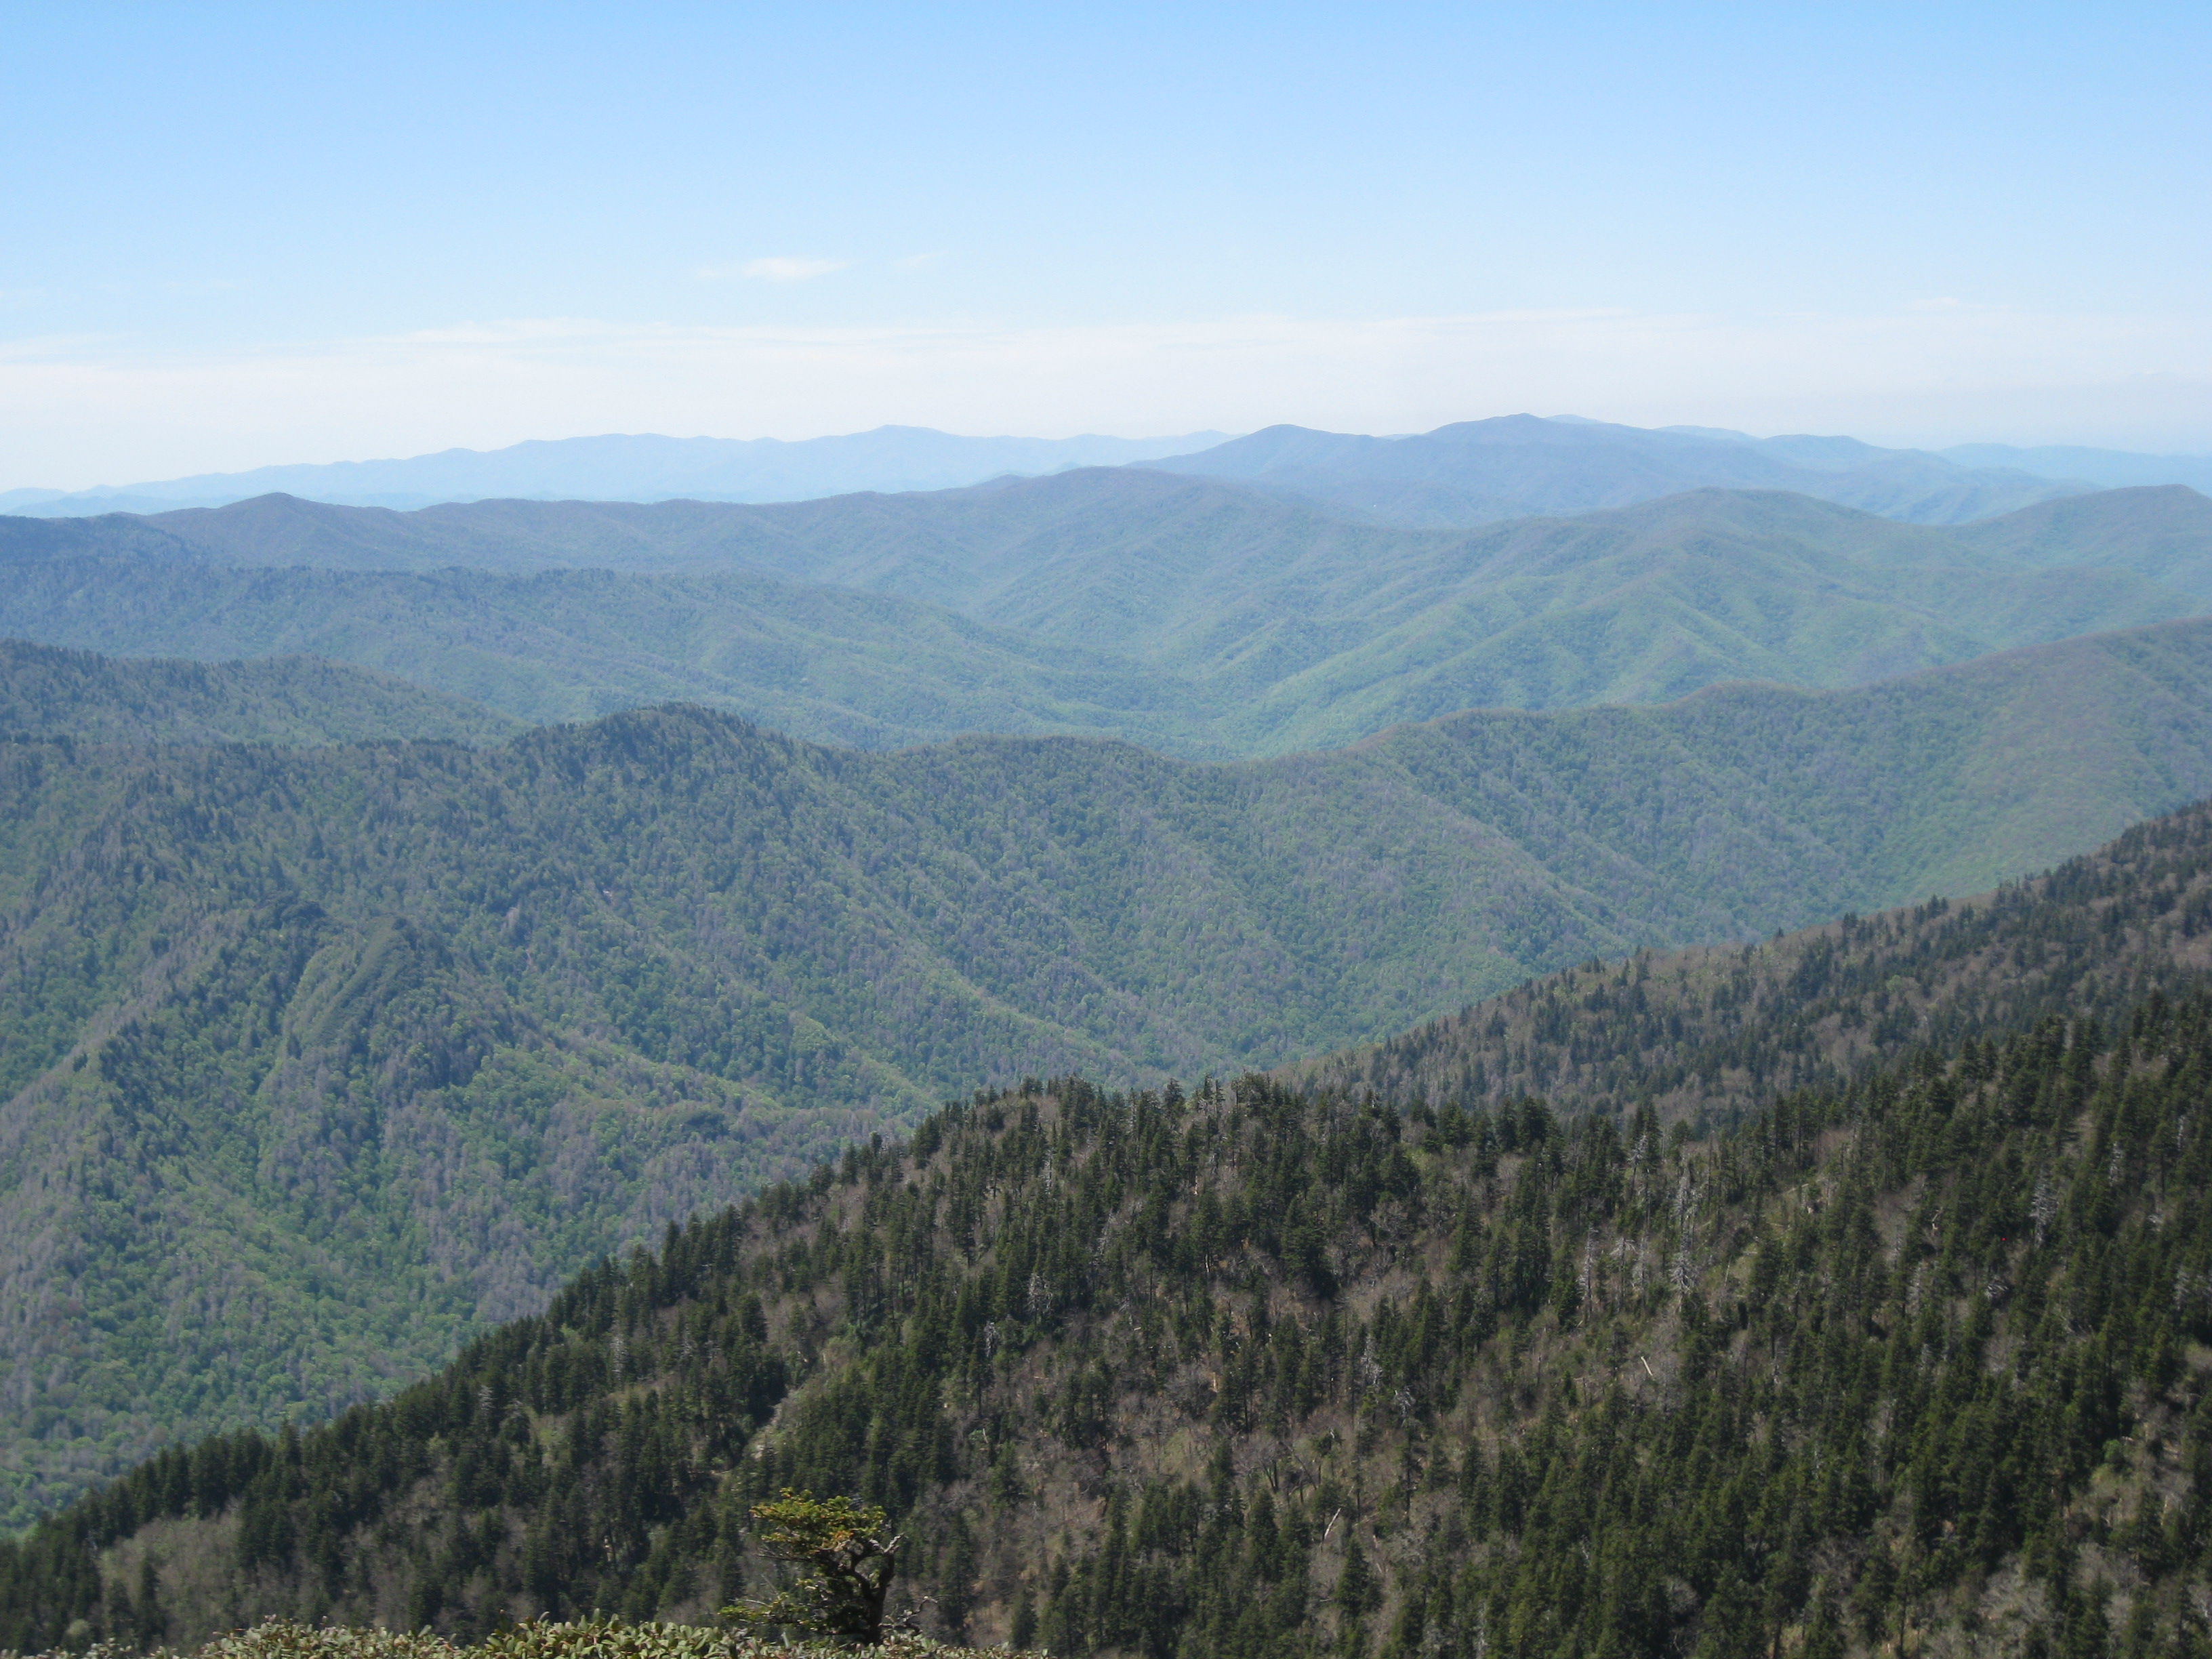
[3,480,2207,758]
[1950,483,2212,597]
[1204,487,2206,752]
[0,564,1208,750]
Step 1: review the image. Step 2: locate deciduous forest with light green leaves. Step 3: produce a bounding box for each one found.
[12,4,2212,1650]
[10,802,2212,1656]
[7,437,2212,1659]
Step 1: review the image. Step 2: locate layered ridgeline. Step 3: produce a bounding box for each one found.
[5,414,2154,523]
[5,478,2210,756]
[9,884,2212,1655]
[1287,800,2212,1125]
[0,641,518,747]
[9,622,2212,1524]
[0,426,1231,517]
[0,566,1212,754]
[1944,443,2212,497]
[1147,414,2108,527]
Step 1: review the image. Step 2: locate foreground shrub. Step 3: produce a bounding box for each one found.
[722,1492,905,1644]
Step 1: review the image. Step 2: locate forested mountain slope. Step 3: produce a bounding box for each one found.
[0,641,518,747]
[4,482,2207,757]
[1147,413,2087,527]
[1950,485,2212,600]
[1287,796,2212,1125]
[6,623,2212,1525]
[1204,487,2203,756]
[0,564,1202,750]
[10,976,2212,1658]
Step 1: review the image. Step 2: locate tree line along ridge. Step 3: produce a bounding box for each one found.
[6,958,2212,1656]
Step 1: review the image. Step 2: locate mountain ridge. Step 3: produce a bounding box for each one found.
[1944,440,2212,495]
[9,619,2212,1522]
[1284,792,2212,1124]
[21,415,2199,528]
[1145,413,2095,527]
[9,806,2212,1652]
[0,428,1232,518]
[5,480,2209,759]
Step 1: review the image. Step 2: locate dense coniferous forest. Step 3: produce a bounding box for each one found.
[8,947,2212,1656]
[9,636,2212,1527]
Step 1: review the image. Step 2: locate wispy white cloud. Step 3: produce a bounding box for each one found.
[695,257,852,283]
[4,303,2209,487]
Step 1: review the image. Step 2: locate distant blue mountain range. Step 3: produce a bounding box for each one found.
[1144,415,2129,527]
[7,415,2210,530]
[0,426,1231,516]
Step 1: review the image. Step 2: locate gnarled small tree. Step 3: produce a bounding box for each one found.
[722,1489,905,1644]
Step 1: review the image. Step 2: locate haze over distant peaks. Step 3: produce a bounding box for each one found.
[1145,413,2110,527]
[12,416,2212,525]
[1938,441,2212,495]
[0,426,1231,516]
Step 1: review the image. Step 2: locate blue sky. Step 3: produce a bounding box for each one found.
[4,2,2208,486]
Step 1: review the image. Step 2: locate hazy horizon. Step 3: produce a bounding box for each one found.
[15,415,2212,507]
[5,5,2207,488]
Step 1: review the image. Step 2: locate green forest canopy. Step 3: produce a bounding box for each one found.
[5,478,2209,756]
[7,630,2212,1526]
[8,965,2211,1658]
